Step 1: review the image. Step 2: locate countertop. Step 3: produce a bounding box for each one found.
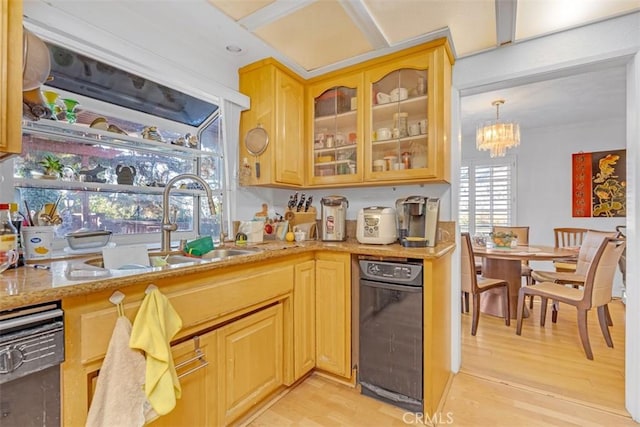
[0,239,455,311]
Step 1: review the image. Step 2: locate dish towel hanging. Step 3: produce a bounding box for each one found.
[130,288,183,416]
[86,316,158,427]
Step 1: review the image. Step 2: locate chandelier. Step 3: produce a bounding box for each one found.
[476,99,520,158]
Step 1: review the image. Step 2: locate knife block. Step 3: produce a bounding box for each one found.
[284,208,318,238]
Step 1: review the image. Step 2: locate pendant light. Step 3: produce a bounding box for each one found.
[476,99,520,157]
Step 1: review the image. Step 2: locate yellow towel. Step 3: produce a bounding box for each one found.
[130,288,183,416]
[86,316,158,427]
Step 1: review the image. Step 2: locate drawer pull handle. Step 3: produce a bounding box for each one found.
[176,335,208,379]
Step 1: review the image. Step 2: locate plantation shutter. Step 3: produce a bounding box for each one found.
[459,159,515,235]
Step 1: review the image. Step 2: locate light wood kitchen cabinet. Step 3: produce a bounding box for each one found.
[217,303,284,425]
[0,0,23,157]
[423,252,453,416]
[150,333,217,427]
[238,58,305,188]
[293,260,316,380]
[315,252,352,379]
[307,39,452,187]
[365,55,429,180]
[61,258,295,426]
[307,74,364,185]
[239,38,452,188]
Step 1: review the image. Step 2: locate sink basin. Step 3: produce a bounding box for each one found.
[150,254,207,266]
[83,253,206,269]
[202,247,262,260]
[83,247,260,270]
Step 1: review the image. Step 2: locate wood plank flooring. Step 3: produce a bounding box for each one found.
[247,299,635,426]
[461,298,627,414]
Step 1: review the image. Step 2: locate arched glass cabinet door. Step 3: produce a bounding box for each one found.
[309,74,362,185]
[366,61,431,181]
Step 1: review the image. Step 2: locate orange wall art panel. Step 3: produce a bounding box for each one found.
[572,149,626,217]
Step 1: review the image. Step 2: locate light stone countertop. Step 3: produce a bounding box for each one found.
[0,238,455,311]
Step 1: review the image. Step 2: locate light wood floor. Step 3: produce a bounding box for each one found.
[248,299,635,426]
[461,297,627,414]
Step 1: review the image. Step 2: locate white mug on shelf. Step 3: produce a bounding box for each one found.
[390,87,408,102]
[376,92,391,104]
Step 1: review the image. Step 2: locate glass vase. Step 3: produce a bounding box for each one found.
[61,98,80,124]
[42,90,61,120]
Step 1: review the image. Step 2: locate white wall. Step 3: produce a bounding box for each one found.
[233,183,452,224]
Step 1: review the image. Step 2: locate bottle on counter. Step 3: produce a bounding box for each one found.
[0,203,19,269]
[8,203,24,267]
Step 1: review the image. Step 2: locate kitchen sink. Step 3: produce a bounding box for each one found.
[150,254,207,266]
[82,247,261,270]
[202,247,262,260]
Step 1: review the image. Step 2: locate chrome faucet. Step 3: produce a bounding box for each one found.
[161,174,217,252]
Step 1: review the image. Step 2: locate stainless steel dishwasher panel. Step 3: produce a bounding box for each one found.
[0,302,64,427]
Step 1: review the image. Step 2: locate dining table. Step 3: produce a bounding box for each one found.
[472,244,578,319]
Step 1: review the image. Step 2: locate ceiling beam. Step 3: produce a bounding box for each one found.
[339,0,389,50]
[238,0,316,32]
[496,0,517,46]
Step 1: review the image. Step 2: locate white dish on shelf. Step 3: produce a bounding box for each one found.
[63,242,116,254]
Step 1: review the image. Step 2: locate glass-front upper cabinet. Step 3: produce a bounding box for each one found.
[308,74,363,185]
[365,55,433,181]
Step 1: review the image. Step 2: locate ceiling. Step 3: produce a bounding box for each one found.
[206,0,639,76]
[24,0,638,139]
[205,0,636,138]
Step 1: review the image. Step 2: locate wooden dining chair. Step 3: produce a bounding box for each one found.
[492,226,532,285]
[615,225,626,292]
[516,237,625,360]
[552,227,589,272]
[461,233,510,336]
[531,230,618,319]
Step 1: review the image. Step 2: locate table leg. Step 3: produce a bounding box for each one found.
[480,258,529,319]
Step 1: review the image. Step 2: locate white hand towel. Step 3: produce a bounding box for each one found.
[86,316,158,427]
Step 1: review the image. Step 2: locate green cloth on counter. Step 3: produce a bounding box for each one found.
[183,236,214,257]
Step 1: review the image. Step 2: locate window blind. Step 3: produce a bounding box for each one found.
[459,159,515,235]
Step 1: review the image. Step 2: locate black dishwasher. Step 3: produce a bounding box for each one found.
[0,302,65,426]
[359,259,423,412]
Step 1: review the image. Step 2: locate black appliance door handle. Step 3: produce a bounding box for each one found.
[360,280,422,293]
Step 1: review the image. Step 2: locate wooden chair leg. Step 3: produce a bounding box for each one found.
[528,277,536,309]
[552,301,559,323]
[503,286,510,326]
[471,294,480,336]
[597,305,614,348]
[604,304,613,327]
[464,292,469,313]
[540,297,548,327]
[577,309,593,360]
[516,289,525,335]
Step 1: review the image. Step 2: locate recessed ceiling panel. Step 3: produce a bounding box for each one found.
[516,0,640,40]
[254,1,373,71]
[208,0,276,21]
[363,0,497,56]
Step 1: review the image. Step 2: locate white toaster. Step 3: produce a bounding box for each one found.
[356,207,398,244]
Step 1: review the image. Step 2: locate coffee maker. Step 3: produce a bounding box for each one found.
[395,196,440,247]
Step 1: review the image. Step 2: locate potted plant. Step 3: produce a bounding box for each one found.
[39,154,64,179]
